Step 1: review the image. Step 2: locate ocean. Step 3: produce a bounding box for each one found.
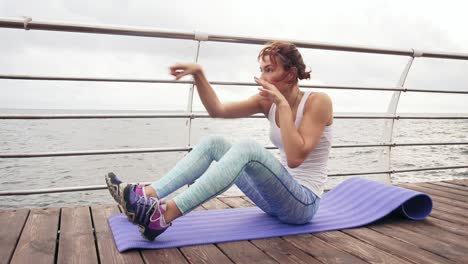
[1,108,467,209]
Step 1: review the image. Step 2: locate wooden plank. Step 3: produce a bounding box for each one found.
[426,216,468,237]
[211,197,278,264]
[314,231,411,264]
[10,208,60,264]
[283,234,368,264]
[387,218,468,251]
[216,241,278,264]
[433,181,468,192]
[251,237,323,264]
[218,197,255,208]
[426,192,468,210]
[57,207,98,264]
[432,201,468,219]
[402,184,468,206]
[0,209,29,264]
[212,197,324,264]
[417,183,468,201]
[425,182,468,197]
[180,198,233,264]
[226,197,326,263]
[192,205,206,212]
[91,205,144,264]
[141,249,189,264]
[428,192,468,210]
[369,223,468,263]
[401,184,468,208]
[429,208,468,226]
[201,198,231,210]
[343,227,453,264]
[432,200,468,217]
[242,196,254,204]
[447,179,468,187]
[180,244,233,264]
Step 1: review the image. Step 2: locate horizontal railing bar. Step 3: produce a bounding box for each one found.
[0,147,192,158]
[329,165,468,177]
[392,142,468,147]
[0,74,194,84]
[2,142,466,158]
[0,113,202,119]
[329,171,390,177]
[397,116,468,120]
[392,165,468,173]
[1,113,467,120]
[1,165,466,196]
[2,74,468,95]
[0,185,108,196]
[301,85,468,94]
[2,17,468,60]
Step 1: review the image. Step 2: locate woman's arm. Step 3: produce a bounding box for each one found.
[170,63,264,118]
[277,93,332,168]
[254,77,332,168]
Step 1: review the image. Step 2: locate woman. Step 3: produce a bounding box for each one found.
[106,41,333,241]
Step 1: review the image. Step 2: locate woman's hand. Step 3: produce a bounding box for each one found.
[169,63,202,80]
[254,77,287,105]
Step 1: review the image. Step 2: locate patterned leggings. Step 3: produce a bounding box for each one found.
[151,135,320,224]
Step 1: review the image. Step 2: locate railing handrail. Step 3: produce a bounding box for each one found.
[2,17,468,60]
[1,142,466,158]
[1,74,467,94]
[1,165,466,196]
[1,113,467,120]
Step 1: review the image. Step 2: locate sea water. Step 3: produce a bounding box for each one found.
[0,109,466,208]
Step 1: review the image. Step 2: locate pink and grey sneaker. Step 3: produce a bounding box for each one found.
[122,186,171,241]
[105,172,146,205]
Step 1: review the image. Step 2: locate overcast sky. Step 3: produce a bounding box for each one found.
[0,0,467,113]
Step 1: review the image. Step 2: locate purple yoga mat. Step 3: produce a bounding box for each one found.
[108,177,432,252]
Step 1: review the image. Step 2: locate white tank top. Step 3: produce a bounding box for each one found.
[268,91,333,197]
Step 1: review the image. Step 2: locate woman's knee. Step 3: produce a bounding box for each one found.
[196,135,231,160]
[231,139,265,157]
[199,135,230,147]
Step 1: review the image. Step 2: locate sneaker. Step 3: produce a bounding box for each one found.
[105,172,145,204]
[122,190,171,241]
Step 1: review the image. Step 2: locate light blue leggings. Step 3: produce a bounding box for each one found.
[151,135,320,224]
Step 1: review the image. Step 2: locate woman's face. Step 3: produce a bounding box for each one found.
[259,56,292,92]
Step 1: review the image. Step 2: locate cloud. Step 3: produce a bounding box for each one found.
[0,0,466,112]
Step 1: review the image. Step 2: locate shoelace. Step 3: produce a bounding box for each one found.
[135,195,160,224]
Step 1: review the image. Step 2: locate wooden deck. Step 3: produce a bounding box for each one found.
[1,179,468,264]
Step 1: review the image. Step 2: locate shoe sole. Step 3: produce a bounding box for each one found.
[122,185,137,223]
[105,173,123,203]
[105,173,136,223]
[138,224,168,241]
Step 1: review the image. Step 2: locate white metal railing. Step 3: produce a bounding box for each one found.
[1,142,467,159]
[1,165,466,196]
[2,17,468,59]
[0,74,467,94]
[0,17,467,196]
[1,113,467,120]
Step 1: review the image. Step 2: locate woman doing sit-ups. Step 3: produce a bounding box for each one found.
[106,41,333,241]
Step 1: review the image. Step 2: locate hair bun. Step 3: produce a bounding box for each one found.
[299,70,311,80]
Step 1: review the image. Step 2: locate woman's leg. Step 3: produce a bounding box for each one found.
[169,139,320,224]
[236,160,320,224]
[150,135,232,198]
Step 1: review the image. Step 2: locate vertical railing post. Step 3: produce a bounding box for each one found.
[185,32,207,148]
[377,49,422,183]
